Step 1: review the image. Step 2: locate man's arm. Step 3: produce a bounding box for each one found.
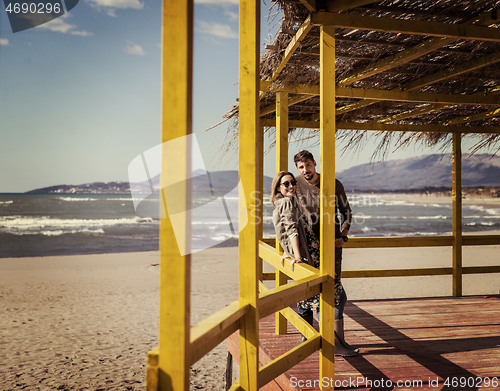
[336,180,352,244]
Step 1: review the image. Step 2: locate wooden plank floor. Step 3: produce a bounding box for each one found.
[227,296,500,390]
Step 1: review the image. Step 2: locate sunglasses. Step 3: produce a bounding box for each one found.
[280,180,297,188]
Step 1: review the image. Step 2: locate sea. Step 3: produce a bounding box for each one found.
[1,192,500,258]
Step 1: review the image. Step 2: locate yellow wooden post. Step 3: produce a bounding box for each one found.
[239,0,261,389]
[319,24,336,388]
[452,132,463,297]
[156,1,193,390]
[258,125,264,283]
[275,91,289,335]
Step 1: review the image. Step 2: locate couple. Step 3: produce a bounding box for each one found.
[271,150,358,357]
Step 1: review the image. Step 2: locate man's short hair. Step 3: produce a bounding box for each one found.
[293,150,315,165]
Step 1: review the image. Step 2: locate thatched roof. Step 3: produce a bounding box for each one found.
[222,0,500,157]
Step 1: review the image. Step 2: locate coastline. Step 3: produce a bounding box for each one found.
[370,192,500,207]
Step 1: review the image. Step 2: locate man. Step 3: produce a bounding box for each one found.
[293,150,359,356]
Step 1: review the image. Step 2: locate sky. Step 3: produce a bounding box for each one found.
[0,0,451,193]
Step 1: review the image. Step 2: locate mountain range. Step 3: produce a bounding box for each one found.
[26,153,500,194]
[336,153,500,191]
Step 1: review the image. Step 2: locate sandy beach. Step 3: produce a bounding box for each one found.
[1,238,499,390]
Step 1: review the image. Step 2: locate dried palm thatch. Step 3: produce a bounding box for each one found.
[219,0,500,160]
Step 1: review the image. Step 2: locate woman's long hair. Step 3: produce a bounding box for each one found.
[270,171,296,206]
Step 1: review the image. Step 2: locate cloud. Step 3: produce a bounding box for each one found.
[0,38,9,46]
[71,30,93,37]
[37,15,92,36]
[123,41,145,56]
[196,21,237,39]
[87,0,144,15]
[223,9,238,22]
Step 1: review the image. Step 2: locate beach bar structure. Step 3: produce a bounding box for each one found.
[147,0,500,389]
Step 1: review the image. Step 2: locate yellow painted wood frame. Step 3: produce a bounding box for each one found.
[275,91,289,335]
[148,2,500,389]
[319,24,336,388]
[238,0,261,389]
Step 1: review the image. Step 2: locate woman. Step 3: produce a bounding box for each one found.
[271,171,358,356]
[271,171,320,336]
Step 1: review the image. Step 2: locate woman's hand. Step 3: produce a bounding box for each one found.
[335,238,345,248]
[290,257,302,272]
[280,254,287,267]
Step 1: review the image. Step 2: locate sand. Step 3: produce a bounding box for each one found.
[1,239,499,390]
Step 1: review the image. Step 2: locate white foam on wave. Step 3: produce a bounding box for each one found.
[58,197,98,202]
[466,222,495,227]
[417,215,448,220]
[41,228,105,236]
[0,215,154,235]
[57,196,133,202]
[0,200,13,205]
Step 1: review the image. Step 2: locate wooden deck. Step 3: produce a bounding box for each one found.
[227,296,500,390]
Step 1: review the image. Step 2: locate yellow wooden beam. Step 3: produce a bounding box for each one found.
[298,0,316,13]
[452,133,462,297]
[377,104,450,123]
[339,36,453,86]
[336,100,375,114]
[276,91,289,171]
[228,382,243,391]
[342,265,500,278]
[146,349,159,391]
[261,94,311,116]
[259,241,320,279]
[265,234,500,248]
[327,0,382,12]
[262,83,500,105]
[190,301,249,366]
[319,24,336,388]
[403,51,500,92]
[312,11,500,42]
[279,306,319,340]
[258,124,264,282]
[258,274,327,318]
[261,118,500,134]
[270,16,313,82]
[343,267,453,278]
[462,235,500,246]
[275,91,289,335]
[463,266,500,274]
[445,107,500,126]
[346,236,454,248]
[158,1,193,390]
[238,0,261,389]
[258,336,321,388]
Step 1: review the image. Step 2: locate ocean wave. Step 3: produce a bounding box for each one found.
[466,222,495,227]
[417,215,448,220]
[391,231,443,237]
[40,228,105,236]
[57,196,133,202]
[0,215,154,236]
[58,197,99,202]
[0,200,13,205]
[192,220,237,226]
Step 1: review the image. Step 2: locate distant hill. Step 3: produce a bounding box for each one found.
[337,153,500,191]
[26,181,131,194]
[26,171,274,194]
[25,154,500,194]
